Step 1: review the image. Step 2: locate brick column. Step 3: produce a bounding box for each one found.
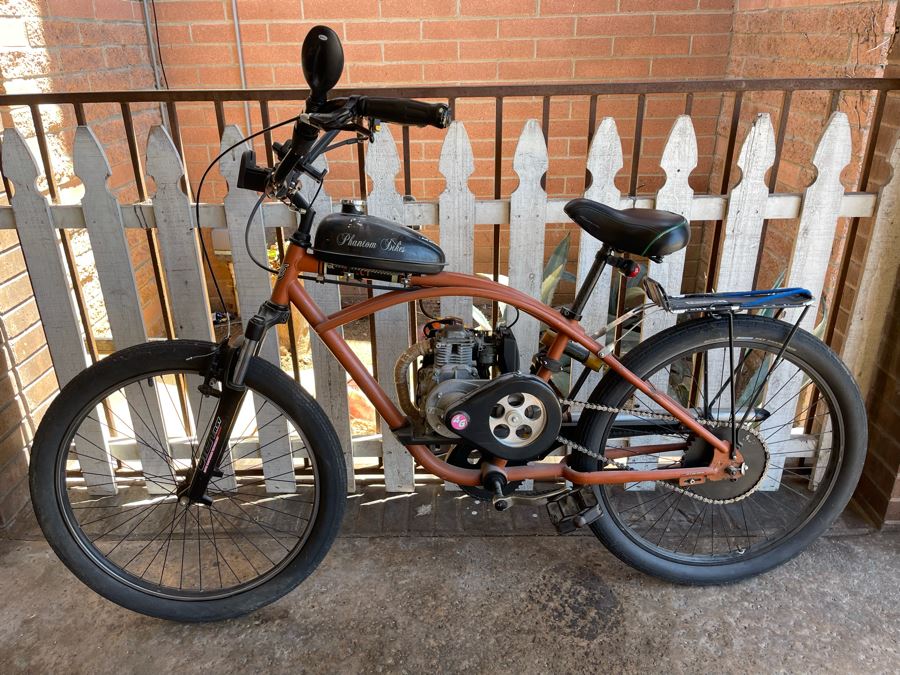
[836,25,900,527]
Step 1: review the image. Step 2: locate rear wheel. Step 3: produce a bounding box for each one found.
[30,340,347,621]
[570,315,866,584]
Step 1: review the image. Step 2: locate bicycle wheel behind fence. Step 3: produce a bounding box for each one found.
[29,340,346,621]
[574,316,867,583]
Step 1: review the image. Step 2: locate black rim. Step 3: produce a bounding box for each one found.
[53,363,320,601]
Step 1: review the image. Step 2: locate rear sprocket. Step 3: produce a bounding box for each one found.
[675,426,770,503]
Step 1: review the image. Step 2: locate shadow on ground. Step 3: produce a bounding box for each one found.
[1,486,897,674]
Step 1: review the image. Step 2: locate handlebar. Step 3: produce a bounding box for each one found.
[356,97,451,129]
[239,95,452,197]
[302,95,451,131]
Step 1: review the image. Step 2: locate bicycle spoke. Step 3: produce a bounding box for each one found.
[57,363,319,600]
[595,329,845,565]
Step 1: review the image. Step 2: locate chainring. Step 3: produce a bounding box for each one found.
[677,426,769,503]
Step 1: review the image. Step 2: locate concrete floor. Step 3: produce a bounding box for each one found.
[1,488,898,674]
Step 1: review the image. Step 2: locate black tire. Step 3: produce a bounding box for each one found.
[30,340,347,621]
[570,315,866,584]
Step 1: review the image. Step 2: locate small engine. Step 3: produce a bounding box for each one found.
[394,319,562,462]
[395,320,515,436]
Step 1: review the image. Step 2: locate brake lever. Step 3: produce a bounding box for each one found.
[300,106,357,131]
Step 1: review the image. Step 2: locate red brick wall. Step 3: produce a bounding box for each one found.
[0,0,162,198]
[0,0,168,524]
[154,0,736,205]
[0,229,48,526]
[716,0,896,293]
[854,272,900,527]
[152,0,736,300]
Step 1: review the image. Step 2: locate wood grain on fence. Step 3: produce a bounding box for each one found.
[146,125,236,491]
[571,117,621,394]
[704,114,776,418]
[761,113,850,490]
[220,125,295,493]
[2,128,117,494]
[629,116,698,485]
[438,121,476,325]
[74,126,175,493]
[366,125,414,492]
[298,154,356,492]
[508,119,548,368]
[2,111,887,494]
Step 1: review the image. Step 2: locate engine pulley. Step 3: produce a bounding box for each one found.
[443,372,562,462]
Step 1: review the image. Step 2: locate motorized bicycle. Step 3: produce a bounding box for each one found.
[29,26,866,621]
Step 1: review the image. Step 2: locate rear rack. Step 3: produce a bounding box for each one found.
[642,277,813,314]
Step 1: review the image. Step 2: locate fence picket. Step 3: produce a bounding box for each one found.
[1,128,116,494]
[844,138,900,394]
[571,117,621,393]
[6,104,889,501]
[704,114,776,425]
[298,155,356,492]
[219,126,295,493]
[366,125,414,492]
[73,126,175,493]
[761,112,851,490]
[438,121,476,324]
[629,116,698,485]
[646,115,697,325]
[146,125,236,491]
[508,119,548,367]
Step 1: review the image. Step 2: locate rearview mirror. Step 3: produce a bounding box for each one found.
[301,25,344,108]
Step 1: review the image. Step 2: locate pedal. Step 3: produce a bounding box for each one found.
[546,488,602,534]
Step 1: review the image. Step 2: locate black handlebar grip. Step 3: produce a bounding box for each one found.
[358,97,451,128]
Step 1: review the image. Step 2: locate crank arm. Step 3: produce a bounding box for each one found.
[491,486,569,511]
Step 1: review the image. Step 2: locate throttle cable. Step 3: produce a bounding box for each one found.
[193,114,303,338]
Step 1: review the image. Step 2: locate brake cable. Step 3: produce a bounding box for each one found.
[244,178,323,276]
[193,114,302,338]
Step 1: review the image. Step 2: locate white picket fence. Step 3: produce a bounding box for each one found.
[1,111,897,494]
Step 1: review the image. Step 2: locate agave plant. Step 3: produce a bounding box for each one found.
[471,232,575,330]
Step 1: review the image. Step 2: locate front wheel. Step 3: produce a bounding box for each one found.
[570,315,866,584]
[29,340,347,621]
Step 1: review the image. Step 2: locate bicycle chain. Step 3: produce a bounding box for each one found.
[555,398,770,504]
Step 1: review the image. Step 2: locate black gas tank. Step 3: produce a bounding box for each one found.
[312,212,446,276]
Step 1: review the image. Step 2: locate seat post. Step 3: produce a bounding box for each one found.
[563,245,611,321]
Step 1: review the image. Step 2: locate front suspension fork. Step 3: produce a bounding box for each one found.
[179,301,290,504]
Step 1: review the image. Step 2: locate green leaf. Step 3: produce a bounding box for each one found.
[541,232,571,305]
[625,286,646,310]
[541,265,565,305]
[471,305,492,330]
[813,295,828,340]
[736,354,772,410]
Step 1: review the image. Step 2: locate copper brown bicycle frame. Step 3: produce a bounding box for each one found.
[270,242,739,489]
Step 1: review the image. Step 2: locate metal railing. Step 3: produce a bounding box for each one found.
[1,77,898,365]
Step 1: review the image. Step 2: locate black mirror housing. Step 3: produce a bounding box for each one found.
[301,25,344,110]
